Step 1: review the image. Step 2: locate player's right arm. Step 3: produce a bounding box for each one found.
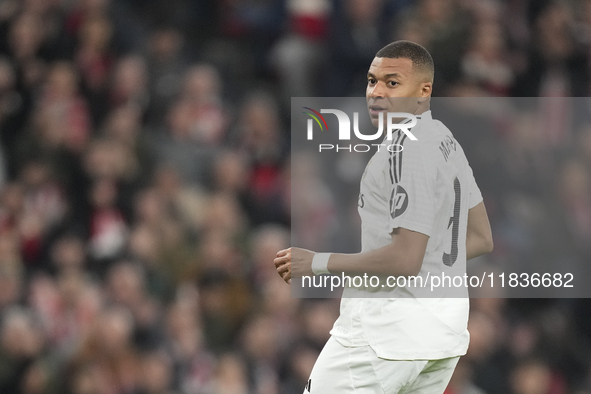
[466,201,493,260]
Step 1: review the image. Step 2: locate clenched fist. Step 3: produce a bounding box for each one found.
[274,247,315,284]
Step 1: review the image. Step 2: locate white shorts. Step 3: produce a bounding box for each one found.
[304,336,459,394]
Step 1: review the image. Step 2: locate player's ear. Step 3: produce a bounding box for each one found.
[419,82,432,99]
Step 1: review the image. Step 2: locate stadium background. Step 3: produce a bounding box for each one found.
[1,0,591,393]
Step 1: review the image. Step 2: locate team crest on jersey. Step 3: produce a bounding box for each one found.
[390,185,408,218]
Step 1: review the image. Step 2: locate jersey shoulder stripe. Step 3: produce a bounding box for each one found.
[389,131,408,185]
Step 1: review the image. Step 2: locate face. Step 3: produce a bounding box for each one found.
[366,57,432,126]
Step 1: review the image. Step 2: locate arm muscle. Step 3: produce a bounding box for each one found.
[327,228,428,277]
[466,201,493,260]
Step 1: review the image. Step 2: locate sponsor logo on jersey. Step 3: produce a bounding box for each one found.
[390,185,408,218]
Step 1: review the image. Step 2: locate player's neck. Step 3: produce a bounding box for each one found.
[413,102,430,116]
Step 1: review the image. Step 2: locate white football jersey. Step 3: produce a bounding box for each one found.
[330,110,483,360]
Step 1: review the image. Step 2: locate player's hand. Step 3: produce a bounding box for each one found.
[274,247,315,284]
[274,248,293,284]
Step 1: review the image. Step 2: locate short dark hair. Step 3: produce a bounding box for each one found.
[375,40,434,81]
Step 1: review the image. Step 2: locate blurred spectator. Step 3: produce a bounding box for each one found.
[64,0,141,55]
[461,21,514,96]
[71,306,139,394]
[249,224,290,288]
[168,64,228,146]
[0,57,27,179]
[164,294,215,393]
[510,358,562,394]
[109,55,149,112]
[240,313,281,393]
[0,183,25,240]
[35,61,91,155]
[151,164,208,234]
[211,352,249,394]
[138,349,177,394]
[87,177,127,263]
[513,0,590,97]
[83,139,130,181]
[291,151,335,250]
[198,270,251,354]
[0,307,45,393]
[301,300,339,350]
[270,0,330,104]
[132,187,194,289]
[7,12,46,66]
[394,0,469,94]
[102,104,155,184]
[212,149,250,196]
[557,159,591,256]
[75,14,113,98]
[155,64,228,185]
[325,0,388,96]
[146,27,186,128]
[260,278,299,346]
[465,310,510,393]
[29,271,101,354]
[19,158,67,266]
[279,343,318,394]
[233,92,289,226]
[444,358,486,394]
[0,260,23,311]
[106,261,162,349]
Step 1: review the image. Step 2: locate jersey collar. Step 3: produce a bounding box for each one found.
[415,110,432,120]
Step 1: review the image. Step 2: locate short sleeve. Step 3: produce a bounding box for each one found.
[385,140,436,237]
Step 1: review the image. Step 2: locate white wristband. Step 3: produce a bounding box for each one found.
[311,253,331,275]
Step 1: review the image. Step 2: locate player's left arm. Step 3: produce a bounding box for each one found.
[274,228,428,283]
[466,201,493,260]
[276,138,433,283]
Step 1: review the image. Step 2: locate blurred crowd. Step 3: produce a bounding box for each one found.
[1,0,591,393]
